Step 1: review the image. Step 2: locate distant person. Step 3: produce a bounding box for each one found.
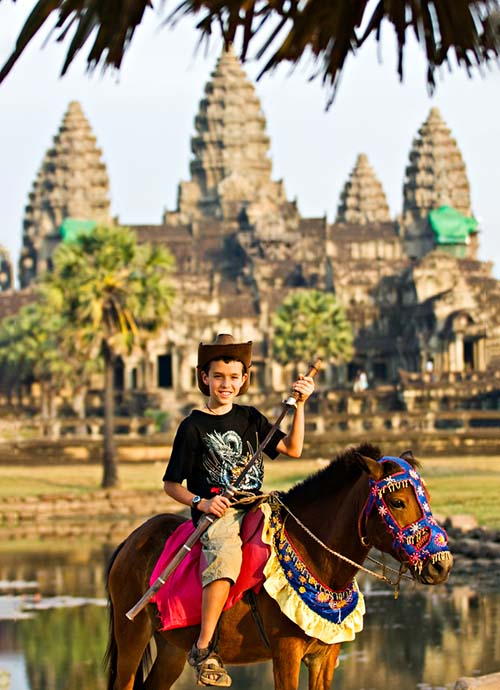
[359,369,368,391]
[425,358,435,382]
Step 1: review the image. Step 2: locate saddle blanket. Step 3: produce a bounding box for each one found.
[150,508,269,630]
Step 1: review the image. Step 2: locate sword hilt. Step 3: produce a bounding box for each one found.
[284,358,322,407]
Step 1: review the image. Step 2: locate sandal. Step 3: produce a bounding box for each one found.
[188,645,232,687]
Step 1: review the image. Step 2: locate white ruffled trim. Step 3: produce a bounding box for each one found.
[260,502,365,644]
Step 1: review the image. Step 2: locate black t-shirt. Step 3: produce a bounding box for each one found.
[163,404,286,506]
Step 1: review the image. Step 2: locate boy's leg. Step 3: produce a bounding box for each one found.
[189,507,245,685]
[197,578,231,649]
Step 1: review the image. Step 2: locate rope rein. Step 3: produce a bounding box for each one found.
[271,493,413,596]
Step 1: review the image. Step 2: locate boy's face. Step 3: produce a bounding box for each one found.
[201,359,248,405]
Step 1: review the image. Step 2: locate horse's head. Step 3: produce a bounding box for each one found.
[357,451,453,585]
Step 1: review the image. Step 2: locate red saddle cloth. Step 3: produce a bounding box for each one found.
[150,508,269,631]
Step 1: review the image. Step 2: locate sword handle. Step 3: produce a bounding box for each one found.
[284,358,322,407]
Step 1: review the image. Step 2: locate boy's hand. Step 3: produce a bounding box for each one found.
[200,494,232,517]
[292,374,315,403]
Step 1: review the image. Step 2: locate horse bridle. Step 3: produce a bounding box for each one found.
[359,457,451,573]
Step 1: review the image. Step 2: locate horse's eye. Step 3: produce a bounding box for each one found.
[389,498,405,510]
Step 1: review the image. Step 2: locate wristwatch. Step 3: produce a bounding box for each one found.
[191,495,202,509]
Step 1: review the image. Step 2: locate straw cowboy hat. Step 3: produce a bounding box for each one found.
[197,334,252,396]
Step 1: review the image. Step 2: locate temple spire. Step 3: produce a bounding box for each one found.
[175,47,288,223]
[401,108,473,259]
[336,153,391,224]
[403,108,472,222]
[19,101,111,287]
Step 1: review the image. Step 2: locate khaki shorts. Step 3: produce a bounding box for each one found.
[200,507,247,587]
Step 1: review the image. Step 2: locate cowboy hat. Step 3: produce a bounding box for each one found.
[197,334,252,396]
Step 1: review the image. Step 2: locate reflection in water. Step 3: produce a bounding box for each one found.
[4,607,108,690]
[0,544,499,690]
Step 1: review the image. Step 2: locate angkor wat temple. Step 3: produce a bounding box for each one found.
[1,48,499,418]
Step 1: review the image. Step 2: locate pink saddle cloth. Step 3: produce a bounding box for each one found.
[150,508,269,630]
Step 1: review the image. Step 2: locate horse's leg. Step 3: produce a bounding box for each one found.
[303,644,341,690]
[271,638,304,690]
[142,635,187,690]
[112,610,153,690]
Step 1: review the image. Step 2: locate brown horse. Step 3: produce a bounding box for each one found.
[106,444,453,690]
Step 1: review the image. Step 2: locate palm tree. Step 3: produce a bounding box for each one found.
[272,290,354,371]
[1,2,498,103]
[41,225,176,488]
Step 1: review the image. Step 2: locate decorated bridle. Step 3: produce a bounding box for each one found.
[359,456,451,572]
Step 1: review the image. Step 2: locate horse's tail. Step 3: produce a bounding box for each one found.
[104,539,126,690]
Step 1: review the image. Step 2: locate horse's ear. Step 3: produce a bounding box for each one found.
[356,453,385,481]
[400,449,416,463]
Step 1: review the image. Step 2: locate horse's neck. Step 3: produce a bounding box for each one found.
[284,475,369,590]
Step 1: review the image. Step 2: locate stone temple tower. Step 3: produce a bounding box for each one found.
[336,153,391,224]
[169,46,292,227]
[0,245,13,291]
[19,101,111,287]
[401,108,474,259]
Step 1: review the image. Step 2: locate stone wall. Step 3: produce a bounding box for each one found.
[0,489,185,543]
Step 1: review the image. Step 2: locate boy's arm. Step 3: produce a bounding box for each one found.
[163,481,231,517]
[275,374,315,458]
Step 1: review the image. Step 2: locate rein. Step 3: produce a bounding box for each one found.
[272,493,412,599]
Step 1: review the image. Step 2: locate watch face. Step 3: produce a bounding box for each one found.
[192,495,201,506]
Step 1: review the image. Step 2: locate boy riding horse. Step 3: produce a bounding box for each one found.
[163,334,315,686]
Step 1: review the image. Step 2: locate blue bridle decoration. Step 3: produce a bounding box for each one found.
[362,456,450,571]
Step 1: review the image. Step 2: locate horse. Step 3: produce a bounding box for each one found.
[105,444,453,690]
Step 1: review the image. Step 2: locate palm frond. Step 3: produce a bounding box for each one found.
[0,0,152,82]
[1,0,499,101]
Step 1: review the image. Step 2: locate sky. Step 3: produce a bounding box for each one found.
[1,2,499,287]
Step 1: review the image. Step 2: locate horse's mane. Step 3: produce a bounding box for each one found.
[283,444,419,505]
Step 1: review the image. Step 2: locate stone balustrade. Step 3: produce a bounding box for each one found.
[27,409,500,443]
[0,415,157,440]
[304,409,500,436]
[300,408,500,457]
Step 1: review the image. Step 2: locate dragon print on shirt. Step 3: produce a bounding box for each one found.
[202,430,264,491]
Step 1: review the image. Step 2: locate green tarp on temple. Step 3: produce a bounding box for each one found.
[428,206,478,245]
[59,218,97,243]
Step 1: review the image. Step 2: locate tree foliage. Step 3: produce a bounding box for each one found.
[0,300,70,413]
[0,293,107,423]
[0,227,175,474]
[272,289,354,366]
[1,1,499,103]
[40,225,176,487]
[42,225,175,359]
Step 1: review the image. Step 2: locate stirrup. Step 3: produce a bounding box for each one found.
[188,645,232,687]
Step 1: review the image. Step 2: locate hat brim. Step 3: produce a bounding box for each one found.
[197,341,252,396]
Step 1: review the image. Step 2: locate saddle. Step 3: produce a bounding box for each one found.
[150,507,269,631]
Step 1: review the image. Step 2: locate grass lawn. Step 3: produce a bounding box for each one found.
[0,462,167,496]
[1,455,499,528]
